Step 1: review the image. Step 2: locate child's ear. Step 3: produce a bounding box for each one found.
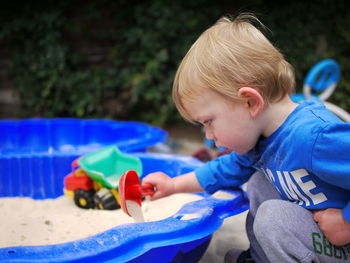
[238,87,265,118]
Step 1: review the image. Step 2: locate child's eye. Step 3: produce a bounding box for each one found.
[203,119,212,126]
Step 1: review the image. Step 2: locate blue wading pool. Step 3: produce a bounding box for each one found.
[0,119,249,263]
[0,118,167,199]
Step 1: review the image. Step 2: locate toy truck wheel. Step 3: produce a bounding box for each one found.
[93,188,120,210]
[74,189,95,209]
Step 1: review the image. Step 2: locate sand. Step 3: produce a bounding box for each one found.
[0,193,202,248]
[0,191,250,263]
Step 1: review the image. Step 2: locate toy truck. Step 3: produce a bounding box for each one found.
[63,146,142,210]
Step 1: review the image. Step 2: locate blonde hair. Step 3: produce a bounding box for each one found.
[173,13,295,122]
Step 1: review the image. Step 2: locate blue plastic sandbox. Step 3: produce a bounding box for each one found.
[0,152,249,263]
[0,118,167,199]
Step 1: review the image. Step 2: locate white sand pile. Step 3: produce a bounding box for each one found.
[0,193,202,248]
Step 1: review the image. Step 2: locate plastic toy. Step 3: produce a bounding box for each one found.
[292,59,350,122]
[64,146,142,210]
[119,170,155,222]
[192,138,231,162]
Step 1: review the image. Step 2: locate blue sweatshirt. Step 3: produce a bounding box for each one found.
[195,101,350,222]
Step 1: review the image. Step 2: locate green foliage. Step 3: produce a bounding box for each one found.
[1,0,350,124]
[255,0,350,106]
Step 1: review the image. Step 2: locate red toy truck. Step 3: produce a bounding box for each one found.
[63,146,142,210]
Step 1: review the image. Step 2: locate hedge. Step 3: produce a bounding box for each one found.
[1,0,349,125]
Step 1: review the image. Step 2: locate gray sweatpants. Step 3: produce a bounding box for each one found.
[247,172,350,263]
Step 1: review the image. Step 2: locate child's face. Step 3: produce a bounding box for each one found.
[183,90,262,155]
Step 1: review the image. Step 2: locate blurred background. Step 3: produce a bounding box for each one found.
[0,0,349,128]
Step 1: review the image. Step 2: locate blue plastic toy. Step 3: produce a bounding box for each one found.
[292,59,350,122]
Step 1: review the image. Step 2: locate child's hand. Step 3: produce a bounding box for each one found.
[142,172,175,201]
[313,208,350,246]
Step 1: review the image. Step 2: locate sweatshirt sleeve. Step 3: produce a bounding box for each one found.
[311,122,350,222]
[194,151,255,194]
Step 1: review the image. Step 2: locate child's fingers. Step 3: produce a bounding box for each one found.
[148,189,166,201]
[312,209,324,223]
[142,172,167,184]
[141,171,174,200]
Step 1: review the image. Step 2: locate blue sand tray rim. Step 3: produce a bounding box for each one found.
[0,118,167,156]
[0,189,248,263]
